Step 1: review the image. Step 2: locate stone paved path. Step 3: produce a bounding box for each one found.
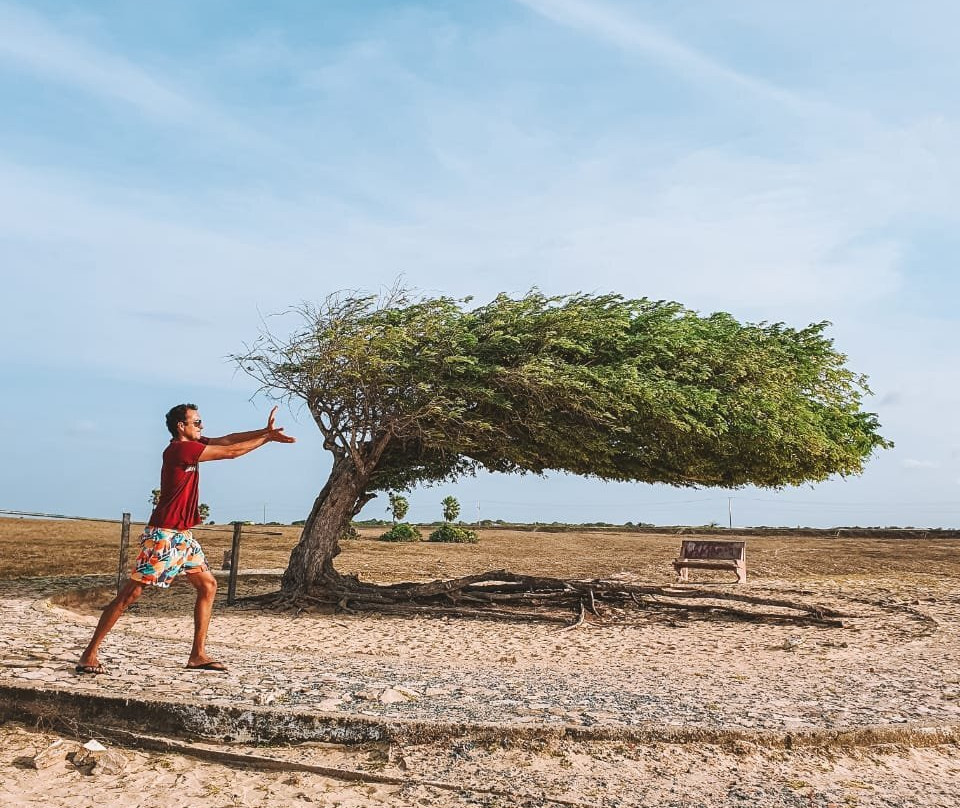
[3,574,960,742]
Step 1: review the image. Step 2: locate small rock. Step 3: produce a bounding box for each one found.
[94,748,128,775]
[317,698,342,711]
[70,739,127,775]
[28,739,71,770]
[379,688,412,704]
[254,689,285,706]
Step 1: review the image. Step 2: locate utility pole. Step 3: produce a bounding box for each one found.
[728,497,733,529]
[263,503,267,524]
[476,500,481,527]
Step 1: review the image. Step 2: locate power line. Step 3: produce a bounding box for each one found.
[743,496,960,507]
[477,497,721,508]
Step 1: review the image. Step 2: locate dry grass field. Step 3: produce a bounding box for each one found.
[2,515,959,584]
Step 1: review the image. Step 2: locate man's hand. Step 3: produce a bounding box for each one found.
[267,427,296,443]
[266,407,296,443]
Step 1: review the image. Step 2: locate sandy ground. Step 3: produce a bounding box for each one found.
[3,722,960,807]
[4,518,960,806]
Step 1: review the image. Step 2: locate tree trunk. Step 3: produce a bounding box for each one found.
[280,456,367,595]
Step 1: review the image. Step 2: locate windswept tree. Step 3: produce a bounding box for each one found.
[236,288,890,601]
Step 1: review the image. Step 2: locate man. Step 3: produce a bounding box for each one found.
[76,403,295,675]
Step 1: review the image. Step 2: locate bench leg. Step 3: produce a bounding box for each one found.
[735,561,746,584]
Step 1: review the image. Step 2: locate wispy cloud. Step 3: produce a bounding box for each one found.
[0,3,197,120]
[0,2,286,157]
[512,0,811,111]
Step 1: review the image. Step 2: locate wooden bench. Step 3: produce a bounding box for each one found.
[672,539,746,584]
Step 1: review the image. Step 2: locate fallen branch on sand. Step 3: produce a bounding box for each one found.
[38,724,599,808]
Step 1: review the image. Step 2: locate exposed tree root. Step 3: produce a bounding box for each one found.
[237,569,848,628]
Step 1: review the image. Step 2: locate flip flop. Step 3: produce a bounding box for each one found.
[75,663,107,676]
[185,661,228,672]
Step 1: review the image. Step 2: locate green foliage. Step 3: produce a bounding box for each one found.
[379,522,422,542]
[238,288,891,494]
[149,489,161,507]
[387,492,409,523]
[441,495,461,523]
[428,523,478,543]
[198,503,211,522]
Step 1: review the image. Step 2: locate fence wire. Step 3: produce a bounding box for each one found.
[0,508,283,536]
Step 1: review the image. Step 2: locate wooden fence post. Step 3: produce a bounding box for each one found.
[116,512,131,592]
[227,521,243,605]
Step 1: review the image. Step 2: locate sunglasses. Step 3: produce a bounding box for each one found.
[183,419,203,428]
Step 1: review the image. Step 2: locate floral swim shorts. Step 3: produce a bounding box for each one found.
[130,526,209,588]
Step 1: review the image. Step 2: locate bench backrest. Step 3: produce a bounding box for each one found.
[678,539,745,561]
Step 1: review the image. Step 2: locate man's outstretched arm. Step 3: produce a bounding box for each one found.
[200,408,295,461]
[205,406,285,447]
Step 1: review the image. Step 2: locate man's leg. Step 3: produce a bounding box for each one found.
[78,578,145,670]
[183,569,222,668]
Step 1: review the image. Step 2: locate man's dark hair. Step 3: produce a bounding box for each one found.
[165,403,198,437]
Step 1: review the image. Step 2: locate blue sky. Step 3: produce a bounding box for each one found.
[2,0,958,528]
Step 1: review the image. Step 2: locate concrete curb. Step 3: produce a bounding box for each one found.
[3,683,960,751]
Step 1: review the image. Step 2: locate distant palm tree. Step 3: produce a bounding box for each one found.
[388,492,409,525]
[441,496,460,523]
